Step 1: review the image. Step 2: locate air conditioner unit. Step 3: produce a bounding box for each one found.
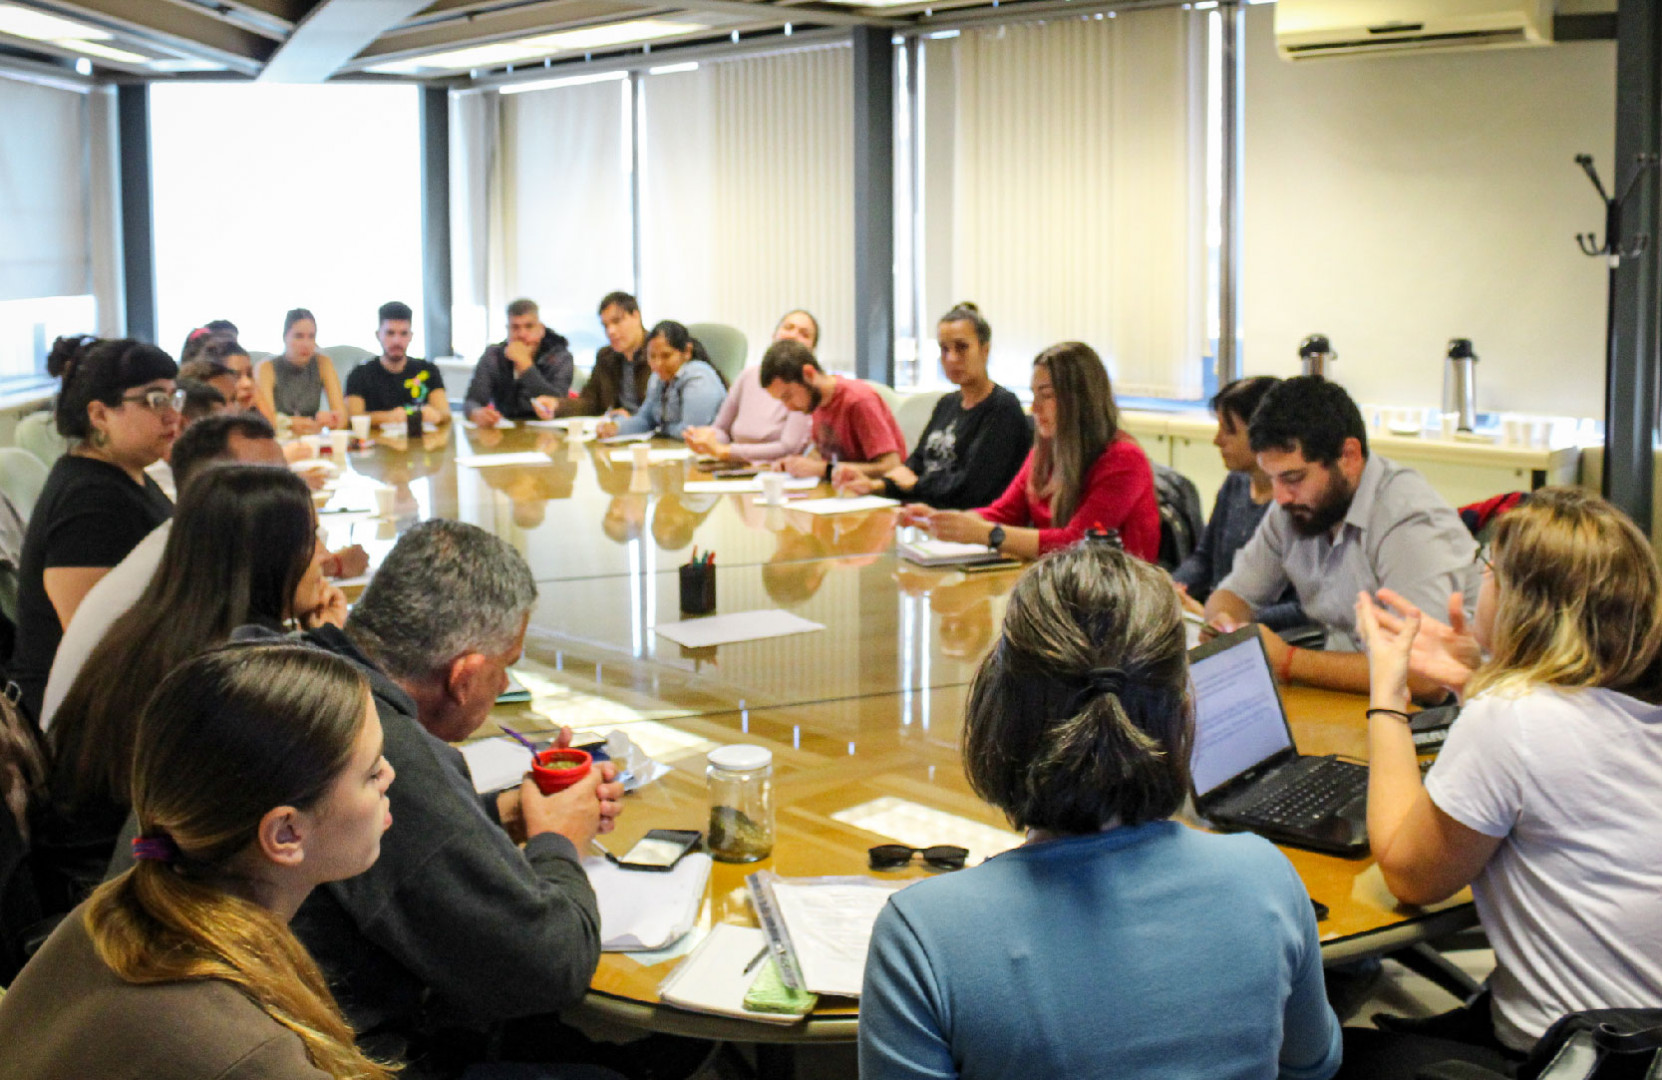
[1275,0,1553,61]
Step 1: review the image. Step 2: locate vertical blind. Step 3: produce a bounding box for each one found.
[943,8,1206,398]
[640,45,854,370]
[499,79,633,360]
[0,75,90,303]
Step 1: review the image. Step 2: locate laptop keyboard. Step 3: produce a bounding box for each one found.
[1236,757,1366,831]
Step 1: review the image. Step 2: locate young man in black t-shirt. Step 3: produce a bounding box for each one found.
[345,301,451,426]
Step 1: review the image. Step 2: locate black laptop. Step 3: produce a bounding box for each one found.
[1188,626,1370,857]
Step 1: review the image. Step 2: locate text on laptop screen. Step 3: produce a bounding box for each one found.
[1189,636,1295,797]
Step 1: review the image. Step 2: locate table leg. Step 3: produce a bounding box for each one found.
[754,1043,797,1080]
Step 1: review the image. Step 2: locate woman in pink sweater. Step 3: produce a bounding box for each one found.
[902,341,1160,562]
[684,310,816,462]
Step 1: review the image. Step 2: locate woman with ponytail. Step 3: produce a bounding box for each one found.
[858,543,1340,1080]
[0,644,396,1079]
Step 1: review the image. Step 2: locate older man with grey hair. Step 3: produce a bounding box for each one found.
[242,519,625,1077]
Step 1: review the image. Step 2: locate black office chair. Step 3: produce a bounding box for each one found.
[1416,1008,1662,1080]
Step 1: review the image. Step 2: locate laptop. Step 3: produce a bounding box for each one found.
[1187,626,1370,856]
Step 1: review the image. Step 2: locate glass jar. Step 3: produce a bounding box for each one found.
[706,745,774,863]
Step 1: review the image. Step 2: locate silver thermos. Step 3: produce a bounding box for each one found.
[1298,334,1337,377]
[1443,338,1479,433]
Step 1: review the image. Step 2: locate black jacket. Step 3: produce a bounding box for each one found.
[462,331,575,418]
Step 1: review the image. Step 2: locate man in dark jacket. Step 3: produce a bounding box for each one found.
[558,291,651,418]
[464,298,575,426]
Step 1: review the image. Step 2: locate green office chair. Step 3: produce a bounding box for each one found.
[686,323,748,387]
[13,412,66,467]
[895,391,946,452]
[322,345,374,371]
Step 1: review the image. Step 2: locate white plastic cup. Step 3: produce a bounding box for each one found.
[760,471,788,507]
[330,430,351,458]
[1439,412,1456,439]
[299,434,321,458]
[373,487,396,518]
[350,415,371,441]
[1503,418,1523,446]
[631,443,652,469]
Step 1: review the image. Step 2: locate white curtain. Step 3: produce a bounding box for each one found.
[0,74,90,303]
[499,78,633,364]
[1241,5,1614,418]
[639,45,854,371]
[941,9,1206,398]
[450,90,503,362]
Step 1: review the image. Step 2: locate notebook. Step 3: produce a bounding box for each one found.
[896,539,1019,569]
[1188,626,1369,856]
[657,923,813,1024]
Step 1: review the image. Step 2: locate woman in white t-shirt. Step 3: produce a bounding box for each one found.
[1352,487,1662,1070]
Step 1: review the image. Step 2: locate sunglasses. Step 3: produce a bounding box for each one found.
[868,844,970,871]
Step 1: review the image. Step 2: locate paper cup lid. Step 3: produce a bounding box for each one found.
[708,744,772,771]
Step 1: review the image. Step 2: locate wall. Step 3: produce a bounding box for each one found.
[1241,4,1616,418]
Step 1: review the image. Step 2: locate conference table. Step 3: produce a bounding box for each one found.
[313,421,1476,1047]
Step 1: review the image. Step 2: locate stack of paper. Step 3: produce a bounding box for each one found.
[585,854,712,952]
[657,923,809,1024]
[654,610,825,649]
[896,539,1017,568]
[754,494,898,515]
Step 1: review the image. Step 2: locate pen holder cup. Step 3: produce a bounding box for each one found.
[530,748,592,796]
[680,563,717,615]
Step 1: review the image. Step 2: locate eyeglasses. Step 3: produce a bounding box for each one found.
[1474,542,1493,572]
[868,844,969,871]
[120,387,187,414]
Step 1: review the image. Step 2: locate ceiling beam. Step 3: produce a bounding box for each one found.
[351,0,649,62]
[152,0,303,41]
[257,0,434,80]
[637,0,900,28]
[31,0,274,73]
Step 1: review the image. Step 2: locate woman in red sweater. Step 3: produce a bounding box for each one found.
[901,341,1160,562]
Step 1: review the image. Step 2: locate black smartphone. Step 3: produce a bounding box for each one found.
[616,829,703,872]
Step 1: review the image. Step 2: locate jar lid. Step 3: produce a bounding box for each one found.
[708,744,772,771]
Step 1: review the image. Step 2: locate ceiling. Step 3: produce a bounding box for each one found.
[0,0,1618,88]
[0,0,1042,85]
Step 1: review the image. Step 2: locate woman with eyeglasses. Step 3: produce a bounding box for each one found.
[0,645,397,1080]
[860,543,1341,1080]
[1348,488,1662,1075]
[38,465,347,906]
[11,336,180,722]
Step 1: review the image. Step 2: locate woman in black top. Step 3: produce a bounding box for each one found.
[834,303,1030,510]
[11,337,179,722]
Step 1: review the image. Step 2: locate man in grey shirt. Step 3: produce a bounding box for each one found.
[1205,375,1480,696]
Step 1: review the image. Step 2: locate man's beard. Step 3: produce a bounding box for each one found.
[1284,471,1353,537]
[804,382,823,411]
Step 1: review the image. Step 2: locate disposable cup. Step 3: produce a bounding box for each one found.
[760,471,788,507]
[631,443,652,469]
[373,487,397,518]
[330,430,351,458]
[350,415,371,441]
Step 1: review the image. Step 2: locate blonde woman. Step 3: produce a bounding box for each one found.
[1352,488,1662,1070]
[0,645,395,1079]
[902,341,1160,561]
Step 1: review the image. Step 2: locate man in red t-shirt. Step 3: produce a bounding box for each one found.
[758,341,907,481]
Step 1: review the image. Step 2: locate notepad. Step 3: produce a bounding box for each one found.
[462,419,516,429]
[454,451,556,468]
[585,854,712,952]
[608,448,694,464]
[655,610,825,649]
[657,923,812,1024]
[896,539,1018,568]
[682,477,818,494]
[599,431,654,444]
[755,494,898,515]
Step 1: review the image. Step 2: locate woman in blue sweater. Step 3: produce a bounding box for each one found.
[597,321,727,440]
[860,542,1341,1080]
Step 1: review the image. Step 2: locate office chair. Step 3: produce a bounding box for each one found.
[0,450,48,522]
[686,323,748,387]
[895,391,946,451]
[13,413,66,468]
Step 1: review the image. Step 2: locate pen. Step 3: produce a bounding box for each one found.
[590,838,619,865]
[742,946,769,975]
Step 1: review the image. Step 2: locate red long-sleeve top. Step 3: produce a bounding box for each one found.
[976,436,1161,560]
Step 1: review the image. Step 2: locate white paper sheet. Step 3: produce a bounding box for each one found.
[682,477,819,494]
[462,419,516,430]
[454,451,556,468]
[769,878,903,998]
[584,853,712,951]
[608,447,694,464]
[521,418,567,429]
[599,431,654,444]
[753,494,899,515]
[457,738,534,793]
[655,609,825,649]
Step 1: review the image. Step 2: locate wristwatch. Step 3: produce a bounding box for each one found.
[987,525,1006,552]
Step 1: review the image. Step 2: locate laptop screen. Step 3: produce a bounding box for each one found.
[1188,629,1295,798]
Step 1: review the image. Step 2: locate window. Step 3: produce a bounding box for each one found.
[149,83,424,363]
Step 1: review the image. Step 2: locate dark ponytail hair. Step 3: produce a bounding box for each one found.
[52,337,180,441]
[647,320,726,388]
[962,543,1191,833]
[283,308,316,336]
